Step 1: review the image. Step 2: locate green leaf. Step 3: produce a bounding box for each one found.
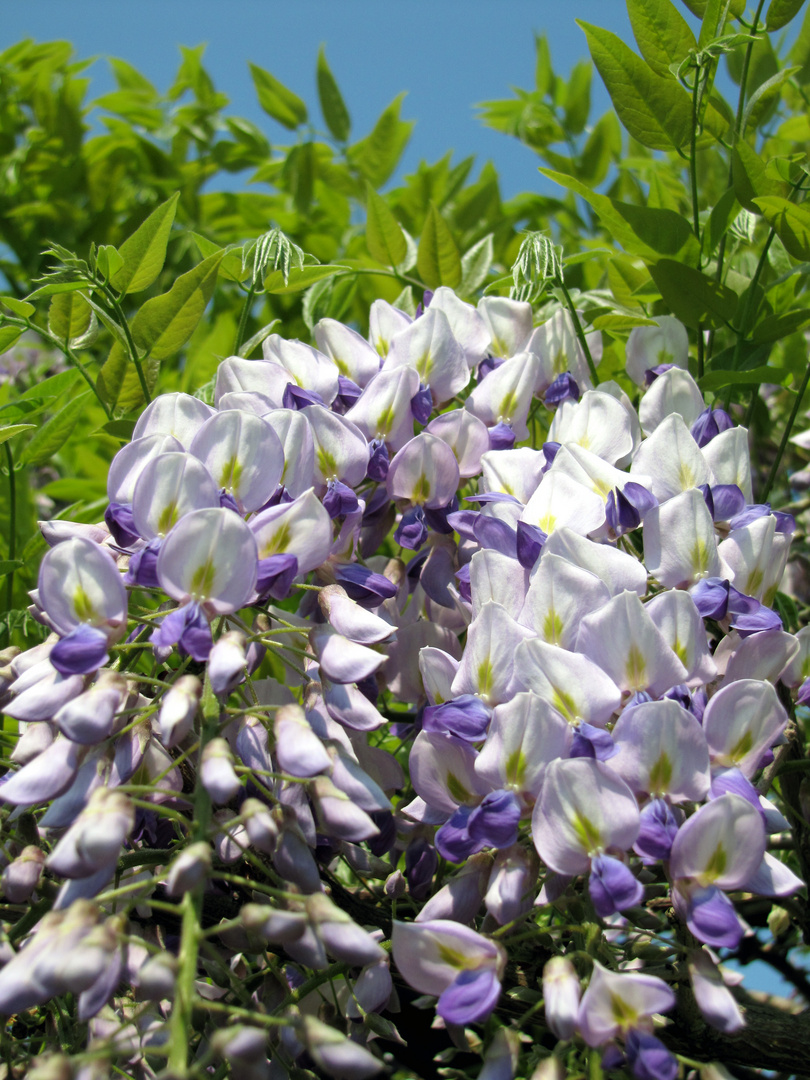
[742,67,798,133]
[131,251,223,362]
[0,560,24,577]
[459,233,494,295]
[20,391,93,466]
[250,63,307,129]
[0,296,34,319]
[678,0,744,18]
[649,259,738,329]
[767,0,808,31]
[238,320,280,359]
[0,325,23,352]
[627,0,698,77]
[563,61,592,135]
[754,196,810,261]
[0,423,36,446]
[283,143,316,213]
[535,33,554,97]
[95,245,125,283]
[416,204,462,290]
[99,419,137,441]
[590,313,659,331]
[263,264,351,294]
[190,234,246,282]
[578,21,694,150]
[538,168,700,265]
[25,281,88,302]
[365,182,408,267]
[317,46,350,142]
[702,187,740,259]
[347,94,414,188]
[110,192,180,295]
[752,307,810,342]
[48,292,92,343]
[699,365,791,390]
[732,142,787,212]
[17,369,79,402]
[579,111,622,186]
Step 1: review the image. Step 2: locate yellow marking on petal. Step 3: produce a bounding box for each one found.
[539,513,557,534]
[673,638,689,668]
[609,991,639,1029]
[190,560,216,600]
[317,447,338,479]
[551,687,578,725]
[552,349,567,375]
[729,730,753,763]
[703,843,727,883]
[506,748,527,788]
[499,390,518,418]
[446,771,473,805]
[477,658,493,699]
[572,810,602,855]
[543,610,564,645]
[625,645,647,690]
[219,455,243,493]
[376,405,396,436]
[656,348,673,364]
[157,502,179,536]
[648,752,673,795]
[438,942,478,968]
[678,462,696,489]
[415,351,433,382]
[260,522,292,558]
[745,567,764,597]
[72,586,97,623]
[333,357,350,377]
[412,474,431,505]
[763,583,778,607]
[690,539,711,576]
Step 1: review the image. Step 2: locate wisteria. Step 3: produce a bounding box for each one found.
[0,280,807,1078]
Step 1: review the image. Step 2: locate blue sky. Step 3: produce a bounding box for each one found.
[4,1,641,199]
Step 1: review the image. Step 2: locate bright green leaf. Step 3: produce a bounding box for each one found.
[317,45,350,142]
[0,423,36,446]
[417,204,462,290]
[0,560,24,577]
[535,33,554,97]
[17,369,79,403]
[347,94,414,188]
[752,308,810,342]
[20,391,93,466]
[732,142,787,212]
[699,365,791,390]
[743,67,798,133]
[131,251,223,362]
[591,313,659,331]
[459,233,495,295]
[0,296,34,319]
[111,192,180,295]
[249,63,307,129]
[649,259,738,329]
[0,325,23,352]
[627,0,698,77]
[563,61,592,135]
[25,281,88,302]
[48,292,92,343]
[578,21,694,150]
[263,264,351,294]
[99,419,137,441]
[754,196,810,260]
[703,187,740,259]
[767,0,808,31]
[95,245,125,282]
[678,0,744,18]
[365,182,408,267]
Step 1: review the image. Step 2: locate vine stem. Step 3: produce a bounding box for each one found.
[166,670,219,1076]
[234,281,257,355]
[103,286,152,406]
[557,279,598,384]
[761,355,810,502]
[3,442,16,645]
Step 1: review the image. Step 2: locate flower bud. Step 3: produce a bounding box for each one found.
[208,631,248,696]
[242,797,279,854]
[157,674,201,748]
[542,956,580,1041]
[384,870,406,899]
[166,841,211,896]
[300,1016,383,1079]
[2,845,45,902]
[134,952,178,1000]
[201,737,241,804]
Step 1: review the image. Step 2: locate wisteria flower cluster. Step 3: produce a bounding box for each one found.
[0,289,805,1078]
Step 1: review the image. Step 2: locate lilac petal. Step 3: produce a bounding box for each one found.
[625,1031,678,1080]
[4,665,84,723]
[686,885,744,947]
[634,799,680,862]
[395,504,428,549]
[78,947,123,1021]
[571,722,616,761]
[236,716,273,775]
[729,601,782,637]
[256,552,299,600]
[311,628,385,684]
[0,737,81,806]
[50,624,110,677]
[422,695,492,741]
[411,384,434,424]
[104,502,139,547]
[743,851,804,897]
[436,806,484,863]
[688,949,745,1033]
[151,602,212,663]
[39,536,127,637]
[589,854,644,916]
[366,438,390,481]
[333,563,397,605]
[545,372,580,406]
[467,790,521,849]
[123,537,162,589]
[334,373,363,411]
[323,479,360,519]
[437,966,502,1025]
[690,577,730,620]
[691,407,734,448]
[405,838,438,899]
[488,421,516,450]
[542,956,581,1040]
